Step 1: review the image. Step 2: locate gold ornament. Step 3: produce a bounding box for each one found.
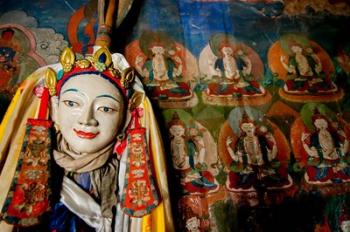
[45,68,57,96]
[60,47,75,72]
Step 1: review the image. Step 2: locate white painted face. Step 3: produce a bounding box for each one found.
[314,118,328,130]
[241,122,256,136]
[186,217,200,231]
[55,74,125,153]
[221,46,233,56]
[291,45,303,54]
[341,220,350,232]
[169,124,185,137]
[151,46,165,55]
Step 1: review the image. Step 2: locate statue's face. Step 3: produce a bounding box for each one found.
[169,124,185,137]
[314,118,328,130]
[55,74,125,153]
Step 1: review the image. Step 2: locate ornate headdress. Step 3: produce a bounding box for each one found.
[168,112,185,129]
[311,108,328,123]
[239,111,255,127]
[45,46,135,96]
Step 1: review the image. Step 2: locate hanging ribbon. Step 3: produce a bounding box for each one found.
[0,69,56,226]
[118,107,160,217]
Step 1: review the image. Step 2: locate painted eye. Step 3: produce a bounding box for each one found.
[63,100,79,108]
[98,106,116,113]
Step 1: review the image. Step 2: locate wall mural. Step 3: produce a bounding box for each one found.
[0,10,68,121]
[1,0,350,231]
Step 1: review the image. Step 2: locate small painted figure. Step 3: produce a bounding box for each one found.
[168,112,218,194]
[301,111,350,184]
[225,113,291,191]
[268,33,343,102]
[280,45,336,94]
[126,30,198,108]
[200,34,271,106]
[0,28,20,90]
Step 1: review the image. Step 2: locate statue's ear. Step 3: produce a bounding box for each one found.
[129,91,145,111]
[50,96,59,124]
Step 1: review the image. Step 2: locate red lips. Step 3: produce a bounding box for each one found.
[73,129,99,139]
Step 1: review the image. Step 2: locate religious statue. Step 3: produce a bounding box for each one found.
[199,34,271,107]
[218,107,293,198]
[125,30,198,109]
[0,2,174,231]
[0,45,173,231]
[268,33,344,103]
[167,112,219,194]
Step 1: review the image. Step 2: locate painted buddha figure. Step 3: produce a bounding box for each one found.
[208,45,264,97]
[135,42,192,100]
[127,30,198,108]
[168,112,218,194]
[215,47,252,86]
[301,111,350,184]
[200,34,271,106]
[280,44,335,93]
[225,113,290,191]
[0,47,174,231]
[0,28,20,90]
[268,33,343,102]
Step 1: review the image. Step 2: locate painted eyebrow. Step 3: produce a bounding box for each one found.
[62,88,79,94]
[96,94,120,102]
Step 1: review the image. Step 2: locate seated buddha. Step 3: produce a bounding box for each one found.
[218,108,292,193]
[225,114,291,191]
[268,34,343,102]
[168,112,219,194]
[130,31,198,108]
[280,45,337,94]
[300,111,350,184]
[201,34,271,106]
[207,47,265,96]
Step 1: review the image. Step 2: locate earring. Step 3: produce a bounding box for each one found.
[117,132,125,141]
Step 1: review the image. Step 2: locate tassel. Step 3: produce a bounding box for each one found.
[0,69,56,226]
[120,107,160,217]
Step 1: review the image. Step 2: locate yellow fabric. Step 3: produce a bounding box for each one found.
[142,214,152,232]
[152,202,166,232]
[142,99,174,232]
[0,88,21,142]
